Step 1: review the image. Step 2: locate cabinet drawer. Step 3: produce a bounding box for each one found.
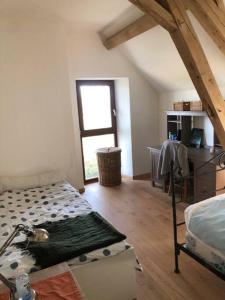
[194,164,216,202]
[216,167,225,195]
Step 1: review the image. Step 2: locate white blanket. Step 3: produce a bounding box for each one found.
[185,193,225,256]
[185,193,225,275]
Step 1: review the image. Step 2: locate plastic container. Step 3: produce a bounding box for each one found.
[15,272,33,300]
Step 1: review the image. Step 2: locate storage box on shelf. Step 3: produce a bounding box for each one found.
[173,101,190,111]
[190,101,204,111]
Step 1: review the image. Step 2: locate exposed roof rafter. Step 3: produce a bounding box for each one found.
[102,0,176,50]
[103,15,157,50]
[102,0,225,148]
[129,0,176,32]
[206,0,225,25]
[166,0,225,147]
[213,0,225,11]
[103,0,225,52]
[185,0,225,56]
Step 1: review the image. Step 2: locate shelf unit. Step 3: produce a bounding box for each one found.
[166,111,192,145]
[166,110,220,147]
[166,110,207,117]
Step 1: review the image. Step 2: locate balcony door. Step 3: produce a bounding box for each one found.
[76,80,117,182]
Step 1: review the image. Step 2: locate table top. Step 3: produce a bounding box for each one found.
[147,145,223,163]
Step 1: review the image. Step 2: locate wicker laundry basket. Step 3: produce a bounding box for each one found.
[96,147,122,186]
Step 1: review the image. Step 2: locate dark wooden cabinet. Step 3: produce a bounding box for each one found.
[193,160,216,202]
[148,145,220,203]
[148,110,224,202]
[188,147,218,202]
[167,114,192,145]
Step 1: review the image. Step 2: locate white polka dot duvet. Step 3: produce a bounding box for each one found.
[0,181,131,278]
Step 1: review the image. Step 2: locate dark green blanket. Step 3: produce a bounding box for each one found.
[16,212,126,269]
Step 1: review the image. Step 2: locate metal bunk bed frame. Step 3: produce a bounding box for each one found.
[171,149,225,281]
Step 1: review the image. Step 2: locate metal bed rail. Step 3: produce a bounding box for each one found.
[171,150,225,280]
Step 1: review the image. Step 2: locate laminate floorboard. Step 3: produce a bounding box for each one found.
[84,178,225,300]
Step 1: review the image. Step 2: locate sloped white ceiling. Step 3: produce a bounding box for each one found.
[0,0,132,29]
[1,0,225,92]
[117,11,225,92]
[102,6,225,92]
[120,25,190,91]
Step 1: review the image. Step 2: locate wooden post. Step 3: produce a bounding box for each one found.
[166,0,225,148]
[185,0,225,56]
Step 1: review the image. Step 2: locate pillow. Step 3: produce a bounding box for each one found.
[0,183,5,194]
[0,170,65,192]
[39,171,65,187]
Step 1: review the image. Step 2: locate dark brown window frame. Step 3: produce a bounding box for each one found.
[76,80,118,183]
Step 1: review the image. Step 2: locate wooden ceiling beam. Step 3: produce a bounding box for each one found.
[213,0,225,11]
[102,0,174,50]
[129,0,177,32]
[155,0,171,11]
[198,0,225,26]
[206,0,225,24]
[103,15,157,50]
[128,0,147,12]
[103,0,225,50]
[103,0,225,147]
[184,0,225,56]
[166,0,225,148]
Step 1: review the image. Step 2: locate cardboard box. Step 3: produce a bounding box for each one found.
[190,101,204,111]
[173,101,190,111]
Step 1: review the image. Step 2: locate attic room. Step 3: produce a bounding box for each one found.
[0,0,225,299]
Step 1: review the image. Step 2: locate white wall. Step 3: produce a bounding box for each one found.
[0,15,80,187]
[67,28,159,178]
[129,69,159,175]
[0,14,159,189]
[158,88,225,146]
[115,79,133,177]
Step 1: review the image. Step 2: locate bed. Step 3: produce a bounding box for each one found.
[171,150,225,281]
[185,193,225,275]
[0,177,138,299]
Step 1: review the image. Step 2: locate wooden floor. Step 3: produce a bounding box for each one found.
[84,178,225,300]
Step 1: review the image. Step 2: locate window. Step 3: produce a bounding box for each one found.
[76,80,117,182]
